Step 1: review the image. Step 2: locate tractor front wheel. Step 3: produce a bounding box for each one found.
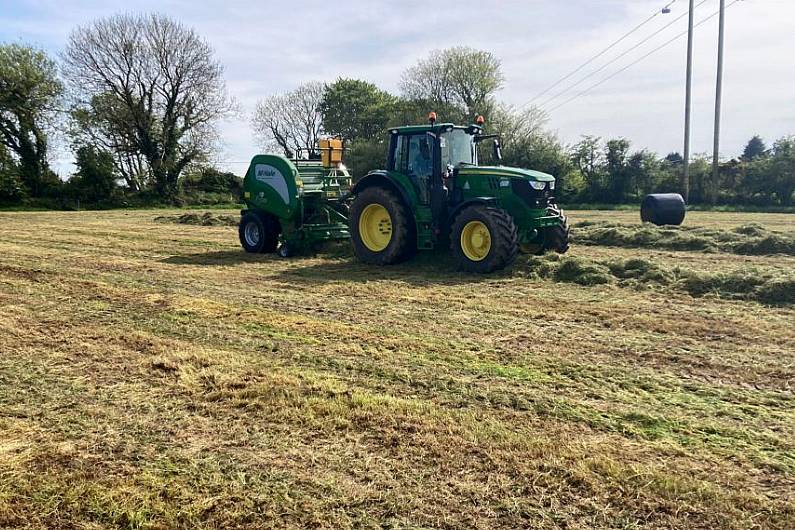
[239,211,279,253]
[350,186,415,265]
[451,206,518,273]
[543,209,571,254]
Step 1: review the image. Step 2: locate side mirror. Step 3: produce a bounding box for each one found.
[493,138,502,162]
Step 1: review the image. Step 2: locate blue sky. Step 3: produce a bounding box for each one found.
[1,0,792,176]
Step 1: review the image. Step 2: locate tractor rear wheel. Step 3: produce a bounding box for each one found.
[451,205,518,273]
[239,211,279,253]
[543,210,570,254]
[350,186,415,265]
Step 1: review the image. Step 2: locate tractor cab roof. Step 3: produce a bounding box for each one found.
[389,123,483,135]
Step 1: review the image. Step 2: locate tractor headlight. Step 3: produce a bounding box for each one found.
[529,180,546,191]
[549,180,556,190]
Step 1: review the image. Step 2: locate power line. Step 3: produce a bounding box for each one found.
[544,0,741,114]
[537,0,712,111]
[522,0,679,108]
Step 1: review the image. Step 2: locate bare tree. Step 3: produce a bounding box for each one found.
[68,93,148,190]
[252,82,324,157]
[63,13,235,199]
[400,47,504,121]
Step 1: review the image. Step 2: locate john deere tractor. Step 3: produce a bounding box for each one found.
[348,114,570,273]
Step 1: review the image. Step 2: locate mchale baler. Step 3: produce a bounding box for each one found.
[239,139,351,257]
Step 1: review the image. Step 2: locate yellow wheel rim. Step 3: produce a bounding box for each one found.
[359,203,392,252]
[460,220,491,261]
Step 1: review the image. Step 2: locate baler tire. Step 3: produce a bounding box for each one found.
[451,206,518,273]
[543,213,571,254]
[239,211,279,253]
[350,186,415,265]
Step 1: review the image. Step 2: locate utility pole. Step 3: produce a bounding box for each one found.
[682,0,695,202]
[712,0,726,203]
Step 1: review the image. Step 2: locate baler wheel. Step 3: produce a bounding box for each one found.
[239,212,279,253]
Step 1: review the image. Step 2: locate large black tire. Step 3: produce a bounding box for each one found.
[543,209,570,254]
[350,186,415,265]
[239,211,279,253]
[451,205,518,273]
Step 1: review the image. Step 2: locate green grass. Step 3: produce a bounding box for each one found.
[574,220,795,256]
[0,209,793,529]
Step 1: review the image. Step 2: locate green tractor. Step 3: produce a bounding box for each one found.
[239,115,570,273]
[348,114,570,273]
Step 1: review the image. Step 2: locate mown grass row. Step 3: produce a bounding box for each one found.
[517,254,795,304]
[152,213,795,304]
[573,220,795,256]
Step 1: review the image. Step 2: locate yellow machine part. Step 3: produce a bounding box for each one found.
[460,221,491,261]
[359,204,393,252]
[319,138,343,168]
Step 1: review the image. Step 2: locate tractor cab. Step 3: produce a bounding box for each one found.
[386,121,491,203]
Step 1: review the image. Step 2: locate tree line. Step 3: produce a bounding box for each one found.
[1,13,793,209]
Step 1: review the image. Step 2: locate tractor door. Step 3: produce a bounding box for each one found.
[392,133,436,205]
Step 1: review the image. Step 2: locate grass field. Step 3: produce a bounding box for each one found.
[1,209,793,529]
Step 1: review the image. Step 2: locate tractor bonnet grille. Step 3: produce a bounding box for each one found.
[511,179,552,208]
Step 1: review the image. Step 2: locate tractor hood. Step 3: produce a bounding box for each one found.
[458,166,555,182]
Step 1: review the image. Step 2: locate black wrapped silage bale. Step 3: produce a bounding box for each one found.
[640,193,686,226]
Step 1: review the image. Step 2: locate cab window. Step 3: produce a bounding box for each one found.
[407,134,433,179]
[440,129,476,167]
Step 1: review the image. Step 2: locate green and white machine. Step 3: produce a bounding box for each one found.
[240,116,570,273]
[239,139,351,257]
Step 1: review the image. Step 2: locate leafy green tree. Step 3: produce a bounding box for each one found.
[319,79,395,141]
[63,14,235,201]
[768,136,795,205]
[0,143,24,203]
[625,150,659,199]
[181,165,243,203]
[741,135,767,162]
[665,152,683,165]
[742,155,774,205]
[399,47,504,121]
[708,158,739,204]
[605,138,630,202]
[686,155,712,204]
[345,139,388,180]
[572,136,607,202]
[71,145,117,202]
[736,136,795,205]
[0,43,62,196]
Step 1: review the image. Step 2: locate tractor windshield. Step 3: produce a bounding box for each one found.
[440,129,476,167]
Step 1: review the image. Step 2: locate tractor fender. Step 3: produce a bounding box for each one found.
[352,172,412,204]
[447,197,498,223]
[351,171,418,229]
